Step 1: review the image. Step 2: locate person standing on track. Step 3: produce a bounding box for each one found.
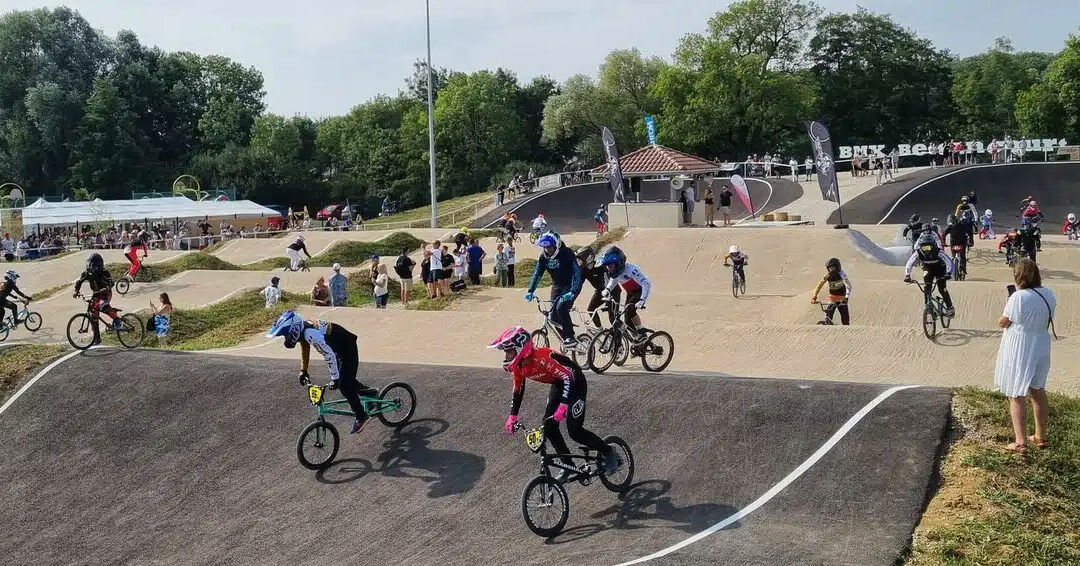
[525,231,583,348]
[811,258,852,325]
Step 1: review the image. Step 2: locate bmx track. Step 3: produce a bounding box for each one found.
[0,349,949,565]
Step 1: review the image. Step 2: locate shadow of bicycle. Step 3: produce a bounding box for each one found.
[545,479,737,544]
[933,327,1005,347]
[316,418,486,497]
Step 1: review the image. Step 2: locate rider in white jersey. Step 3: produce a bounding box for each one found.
[596,246,652,335]
[531,214,547,232]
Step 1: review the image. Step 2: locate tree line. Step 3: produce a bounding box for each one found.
[1,2,1078,213]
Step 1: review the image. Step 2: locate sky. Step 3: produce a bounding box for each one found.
[2,0,1078,117]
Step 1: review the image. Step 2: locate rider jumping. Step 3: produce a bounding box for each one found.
[595,246,651,339]
[286,234,311,270]
[811,257,852,325]
[525,231,583,348]
[491,326,617,477]
[904,233,955,317]
[268,310,378,434]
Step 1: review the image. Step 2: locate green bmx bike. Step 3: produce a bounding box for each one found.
[296,379,417,470]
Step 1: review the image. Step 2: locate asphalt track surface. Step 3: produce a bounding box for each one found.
[477,179,803,233]
[0,350,950,565]
[829,162,1080,227]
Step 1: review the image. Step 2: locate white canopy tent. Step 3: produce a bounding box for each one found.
[15,197,281,227]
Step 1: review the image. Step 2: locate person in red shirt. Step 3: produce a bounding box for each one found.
[491,326,617,476]
[124,231,150,280]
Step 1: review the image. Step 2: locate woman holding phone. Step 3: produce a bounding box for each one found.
[994,258,1056,454]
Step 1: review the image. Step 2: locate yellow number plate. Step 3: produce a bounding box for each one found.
[308,386,323,405]
[525,427,544,452]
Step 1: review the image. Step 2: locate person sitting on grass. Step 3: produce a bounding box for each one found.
[150,292,172,347]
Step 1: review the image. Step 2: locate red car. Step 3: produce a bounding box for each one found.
[316,203,346,220]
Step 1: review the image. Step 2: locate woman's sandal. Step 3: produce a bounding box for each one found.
[1027,435,1048,449]
[1002,442,1027,455]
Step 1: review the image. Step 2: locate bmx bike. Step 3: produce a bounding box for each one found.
[115,264,155,295]
[949,245,968,281]
[727,263,746,297]
[814,300,845,325]
[907,279,953,339]
[0,299,42,342]
[284,259,310,273]
[295,379,417,470]
[66,295,145,350]
[586,299,674,373]
[514,420,634,537]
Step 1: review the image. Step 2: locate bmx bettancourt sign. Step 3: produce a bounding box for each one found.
[838,138,1069,159]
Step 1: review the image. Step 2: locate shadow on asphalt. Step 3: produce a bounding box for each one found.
[316,418,486,497]
[545,479,737,544]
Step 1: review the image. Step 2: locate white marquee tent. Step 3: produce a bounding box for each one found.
[16,197,281,227]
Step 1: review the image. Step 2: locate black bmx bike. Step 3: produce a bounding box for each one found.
[66,294,145,350]
[907,279,953,339]
[514,420,634,537]
[727,263,746,297]
[115,264,155,295]
[586,299,674,373]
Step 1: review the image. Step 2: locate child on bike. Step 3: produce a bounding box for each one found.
[491,326,618,478]
[531,213,548,235]
[0,270,31,327]
[595,246,651,340]
[593,206,608,235]
[1017,218,1040,262]
[902,214,923,248]
[123,231,150,281]
[268,310,378,434]
[722,245,749,286]
[73,253,122,344]
[1063,213,1080,239]
[979,209,995,239]
[944,214,970,276]
[525,231,583,348]
[904,233,955,317]
[811,257,852,325]
[576,247,618,327]
[285,234,311,271]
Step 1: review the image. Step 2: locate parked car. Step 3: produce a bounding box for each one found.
[316,203,347,220]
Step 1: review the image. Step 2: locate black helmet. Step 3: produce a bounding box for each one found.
[922,222,933,232]
[575,246,595,265]
[86,252,104,274]
[917,232,938,249]
[826,257,841,271]
[909,214,920,224]
[947,214,958,225]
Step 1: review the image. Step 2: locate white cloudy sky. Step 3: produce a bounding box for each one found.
[2,0,1078,116]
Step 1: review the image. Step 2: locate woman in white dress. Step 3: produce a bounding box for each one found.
[994,259,1055,454]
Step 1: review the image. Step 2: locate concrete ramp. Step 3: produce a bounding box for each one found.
[0,350,950,565]
[847,228,910,266]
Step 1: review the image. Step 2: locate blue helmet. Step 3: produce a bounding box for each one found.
[596,245,626,275]
[267,310,304,349]
[536,231,561,258]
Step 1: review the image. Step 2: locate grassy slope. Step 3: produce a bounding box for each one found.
[0,344,68,404]
[908,387,1080,564]
[363,192,492,227]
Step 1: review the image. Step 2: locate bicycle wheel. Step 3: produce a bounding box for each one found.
[731,274,739,297]
[116,313,146,348]
[530,328,549,349]
[115,278,130,295]
[939,299,952,329]
[66,313,96,350]
[0,324,9,342]
[587,329,619,374]
[922,305,937,339]
[296,420,340,470]
[520,475,569,538]
[640,331,674,372]
[598,435,635,494]
[23,311,42,332]
[570,333,589,366]
[739,275,746,295]
[375,382,416,427]
[612,334,630,366]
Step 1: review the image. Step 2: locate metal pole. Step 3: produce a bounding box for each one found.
[426,0,438,228]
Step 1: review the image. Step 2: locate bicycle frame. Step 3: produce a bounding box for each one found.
[520,423,600,483]
[534,298,573,342]
[306,384,401,419]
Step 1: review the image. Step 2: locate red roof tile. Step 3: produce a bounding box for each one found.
[592,144,719,176]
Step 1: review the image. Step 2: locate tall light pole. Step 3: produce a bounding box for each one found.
[426,0,438,228]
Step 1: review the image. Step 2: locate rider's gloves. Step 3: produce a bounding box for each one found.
[327,380,338,391]
[635,300,646,309]
[552,403,569,422]
[903,277,913,283]
[72,291,79,298]
[943,274,951,281]
[504,414,519,434]
[298,370,311,386]
[524,292,535,302]
[601,289,611,300]
[560,292,574,304]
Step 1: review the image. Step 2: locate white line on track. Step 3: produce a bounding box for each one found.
[614,384,919,566]
[0,349,82,418]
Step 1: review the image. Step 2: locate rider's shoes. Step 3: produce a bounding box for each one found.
[944,307,956,317]
[350,416,369,434]
[91,337,102,346]
[561,337,578,349]
[602,446,620,474]
[111,319,123,330]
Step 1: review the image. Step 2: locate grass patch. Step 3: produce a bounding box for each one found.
[106,252,241,282]
[364,192,493,228]
[591,226,628,250]
[908,387,1080,565]
[0,344,68,405]
[35,281,74,300]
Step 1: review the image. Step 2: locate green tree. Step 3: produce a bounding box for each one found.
[1016,34,1080,140]
[704,0,820,72]
[808,8,953,145]
[951,37,1055,139]
[67,78,150,198]
[197,55,266,150]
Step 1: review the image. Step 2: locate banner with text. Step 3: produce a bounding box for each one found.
[601,126,627,203]
[806,121,840,203]
[838,138,1068,159]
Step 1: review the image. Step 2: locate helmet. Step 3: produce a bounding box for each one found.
[596,245,627,275]
[917,232,938,250]
[947,214,957,225]
[825,257,841,271]
[86,252,104,274]
[4,270,17,282]
[489,326,533,372]
[985,209,993,217]
[961,196,969,203]
[729,244,740,254]
[575,246,595,266]
[536,231,562,257]
[538,213,545,218]
[969,191,976,197]
[931,217,939,224]
[267,310,304,349]
[1069,213,1077,222]
[909,214,920,224]
[1030,200,1037,206]
[296,234,305,242]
